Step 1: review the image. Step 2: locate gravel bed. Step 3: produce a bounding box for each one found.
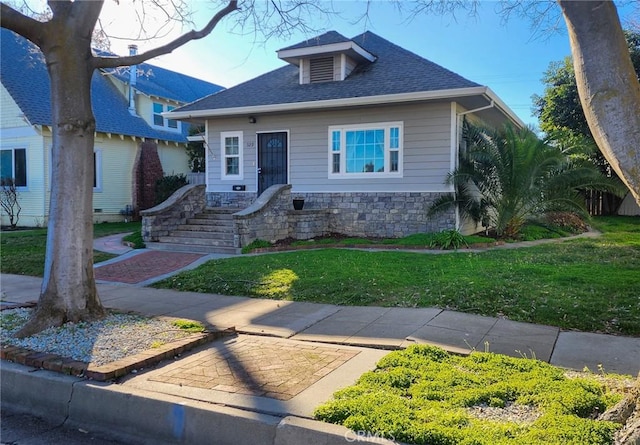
[466,401,541,424]
[0,308,195,366]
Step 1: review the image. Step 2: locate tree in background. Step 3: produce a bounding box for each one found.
[557,1,640,206]
[533,29,639,214]
[428,123,624,238]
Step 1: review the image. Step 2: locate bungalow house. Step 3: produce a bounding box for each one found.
[0,28,223,227]
[143,31,523,252]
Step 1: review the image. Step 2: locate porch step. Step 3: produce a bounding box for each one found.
[158,235,235,248]
[149,207,241,255]
[176,224,234,233]
[145,242,239,255]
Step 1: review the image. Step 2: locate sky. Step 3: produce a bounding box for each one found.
[98,1,639,129]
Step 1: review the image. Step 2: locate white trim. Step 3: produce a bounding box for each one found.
[169,86,524,129]
[277,41,376,64]
[0,126,39,138]
[256,130,290,192]
[154,102,182,133]
[220,131,243,180]
[451,102,460,230]
[204,121,210,193]
[171,87,486,118]
[93,148,103,192]
[328,121,403,179]
[0,145,28,190]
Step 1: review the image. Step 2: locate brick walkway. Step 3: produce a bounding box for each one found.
[94,251,204,284]
[148,335,360,400]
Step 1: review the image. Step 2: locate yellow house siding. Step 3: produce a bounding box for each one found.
[0,85,48,226]
[157,142,189,176]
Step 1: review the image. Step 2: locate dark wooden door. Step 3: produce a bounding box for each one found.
[257,132,288,195]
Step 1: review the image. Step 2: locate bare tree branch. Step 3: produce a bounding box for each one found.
[93,0,238,69]
[0,2,46,44]
[67,0,105,38]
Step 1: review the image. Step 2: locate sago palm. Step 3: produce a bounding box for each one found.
[429,123,624,238]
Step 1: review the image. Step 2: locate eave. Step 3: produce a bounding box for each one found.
[167,86,524,129]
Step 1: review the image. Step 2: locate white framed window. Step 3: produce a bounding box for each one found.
[328,122,403,178]
[0,147,27,188]
[221,131,243,180]
[152,102,181,131]
[93,149,102,192]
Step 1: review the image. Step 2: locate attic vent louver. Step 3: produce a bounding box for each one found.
[309,57,334,83]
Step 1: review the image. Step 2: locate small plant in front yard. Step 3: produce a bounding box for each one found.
[122,230,145,249]
[314,345,630,445]
[241,239,273,254]
[430,229,468,250]
[171,319,205,333]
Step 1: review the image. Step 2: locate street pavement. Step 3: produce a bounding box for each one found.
[0,233,638,445]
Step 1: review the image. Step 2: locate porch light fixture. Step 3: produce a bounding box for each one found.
[248,116,257,124]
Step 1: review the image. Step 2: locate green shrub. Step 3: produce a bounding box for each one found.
[430,229,469,250]
[123,230,145,249]
[241,239,273,254]
[315,345,626,445]
[155,174,188,205]
[171,319,204,333]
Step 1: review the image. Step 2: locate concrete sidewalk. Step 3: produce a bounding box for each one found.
[2,230,639,444]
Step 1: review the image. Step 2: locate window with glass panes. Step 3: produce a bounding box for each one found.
[328,122,402,177]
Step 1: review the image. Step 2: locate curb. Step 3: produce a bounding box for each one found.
[1,361,400,445]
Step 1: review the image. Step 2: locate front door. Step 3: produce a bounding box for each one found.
[257,132,288,195]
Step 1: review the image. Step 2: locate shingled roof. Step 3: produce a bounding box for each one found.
[175,31,481,114]
[0,28,223,143]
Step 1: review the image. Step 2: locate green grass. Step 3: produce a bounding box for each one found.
[243,231,495,253]
[314,344,629,445]
[154,217,640,335]
[0,222,141,276]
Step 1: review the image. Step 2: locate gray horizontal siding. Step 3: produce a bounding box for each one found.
[205,101,453,194]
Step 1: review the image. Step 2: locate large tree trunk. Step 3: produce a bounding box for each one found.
[16,24,105,337]
[559,0,640,206]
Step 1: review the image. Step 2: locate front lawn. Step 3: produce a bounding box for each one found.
[154,216,640,336]
[314,345,631,445]
[0,222,141,277]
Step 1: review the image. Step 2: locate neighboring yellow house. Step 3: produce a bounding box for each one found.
[0,29,222,227]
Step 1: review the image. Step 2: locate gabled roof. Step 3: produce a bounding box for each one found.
[174,31,483,115]
[0,29,223,143]
[107,62,221,104]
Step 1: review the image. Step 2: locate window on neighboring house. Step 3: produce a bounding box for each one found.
[221,131,243,180]
[0,148,27,187]
[167,105,178,129]
[153,102,180,131]
[93,149,102,191]
[328,122,403,178]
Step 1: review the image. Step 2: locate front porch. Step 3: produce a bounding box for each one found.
[141,184,455,254]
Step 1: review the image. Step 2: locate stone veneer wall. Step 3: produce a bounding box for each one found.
[233,185,293,246]
[206,191,257,209]
[298,192,455,238]
[141,184,206,242]
[209,189,455,247]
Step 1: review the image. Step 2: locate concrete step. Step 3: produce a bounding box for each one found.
[176,224,234,233]
[186,218,234,226]
[203,207,241,214]
[158,236,235,248]
[145,242,240,255]
[169,230,235,240]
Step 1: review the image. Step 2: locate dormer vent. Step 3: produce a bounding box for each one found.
[277,32,376,85]
[309,57,334,83]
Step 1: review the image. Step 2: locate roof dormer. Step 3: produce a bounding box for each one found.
[277,31,376,84]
